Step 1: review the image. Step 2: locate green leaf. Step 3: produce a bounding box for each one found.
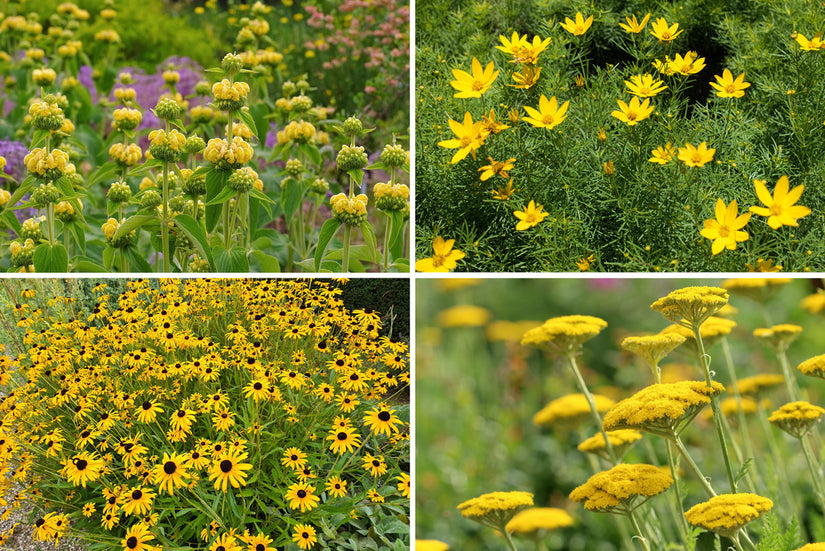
[365,161,387,171]
[205,168,230,232]
[299,142,322,166]
[6,176,35,210]
[248,187,274,205]
[236,108,258,138]
[213,246,249,272]
[388,210,408,260]
[173,214,215,270]
[347,169,364,188]
[249,250,280,272]
[102,245,115,270]
[359,220,379,264]
[205,186,237,206]
[72,259,107,272]
[112,214,157,241]
[280,179,309,224]
[33,243,69,272]
[314,218,342,270]
[124,246,153,272]
[68,221,87,254]
[0,210,22,235]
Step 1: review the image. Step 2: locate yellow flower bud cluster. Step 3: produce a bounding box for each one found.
[55,199,80,222]
[246,18,270,36]
[148,129,186,162]
[94,29,120,43]
[0,156,6,171]
[109,142,142,166]
[374,182,409,211]
[9,238,36,268]
[25,148,71,180]
[212,79,250,111]
[0,189,10,207]
[20,217,44,241]
[330,193,368,226]
[28,100,65,131]
[203,137,254,170]
[278,120,316,145]
[228,166,263,192]
[232,121,254,140]
[57,41,83,57]
[114,87,137,103]
[32,68,57,86]
[112,107,142,131]
[163,71,180,85]
[190,105,214,124]
[102,218,135,248]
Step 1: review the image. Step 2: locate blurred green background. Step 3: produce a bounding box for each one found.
[415,277,825,550]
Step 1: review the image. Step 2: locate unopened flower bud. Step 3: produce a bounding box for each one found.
[336,144,368,171]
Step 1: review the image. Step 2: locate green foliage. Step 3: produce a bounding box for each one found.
[339,279,410,340]
[416,0,825,272]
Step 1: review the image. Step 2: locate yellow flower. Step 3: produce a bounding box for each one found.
[710,69,750,98]
[513,200,549,230]
[101,218,120,240]
[799,354,825,380]
[481,108,510,134]
[491,179,516,201]
[576,254,595,271]
[748,175,811,229]
[735,374,785,396]
[496,32,529,58]
[533,393,615,430]
[611,96,654,126]
[795,32,825,51]
[769,401,825,438]
[457,491,534,528]
[506,508,574,534]
[649,143,677,164]
[437,305,491,328]
[794,545,825,551]
[801,293,825,314]
[577,429,642,460]
[570,464,672,512]
[522,315,607,353]
[649,17,683,42]
[510,65,541,89]
[668,51,706,75]
[450,58,499,98]
[621,333,686,369]
[619,13,651,34]
[677,141,715,167]
[415,540,450,551]
[560,12,593,36]
[685,494,773,537]
[437,112,488,164]
[517,35,552,64]
[624,74,667,97]
[603,380,726,434]
[747,258,782,272]
[700,199,751,255]
[477,157,513,181]
[753,324,803,352]
[522,95,569,130]
[415,236,465,272]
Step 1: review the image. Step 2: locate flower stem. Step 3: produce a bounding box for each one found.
[161,161,171,272]
[800,433,825,512]
[382,213,392,270]
[672,433,717,498]
[777,348,801,402]
[341,224,351,273]
[566,352,617,464]
[665,439,690,540]
[626,508,652,551]
[501,526,519,551]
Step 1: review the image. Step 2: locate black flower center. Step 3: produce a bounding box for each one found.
[126,537,138,549]
[132,490,142,500]
[337,432,348,441]
[75,459,88,470]
[297,490,307,498]
[253,382,262,390]
[302,532,309,539]
[177,410,186,417]
[142,401,152,410]
[256,544,265,551]
[164,461,176,474]
[220,459,233,473]
[378,411,391,421]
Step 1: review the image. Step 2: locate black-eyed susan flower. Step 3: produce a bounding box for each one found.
[121,522,154,551]
[368,488,385,502]
[685,493,772,537]
[212,408,235,432]
[362,453,388,477]
[415,236,465,272]
[325,475,348,498]
[700,199,751,255]
[209,532,243,551]
[449,57,499,98]
[285,482,321,512]
[513,200,549,231]
[396,473,410,498]
[122,486,155,517]
[522,95,569,130]
[169,408,196,432]
[61,451,106,487]
[292,524,317,550]
[136,400,163,424]
[153,452,189,495]
[281,447,307,470]
[240,532,276,551]
[326,426,361,454]
[749,176,811,229]
[363,406,401,436]
[611,96,654,126]
[209,449,252,492]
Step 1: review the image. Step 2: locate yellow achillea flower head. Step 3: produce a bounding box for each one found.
[437,112,488,164]
[577,429,642,461]
[651,286,729,327]
[700,199,751,255]
[437,305,491,328]
[611,96,654,126]
[513,200,550,230]
[722,277,792,303]
[485,320,541,343]
[521,315,607,353]
[624,74,667,98]
[749,176,811,229]
[799,354,825,380]
[415,236,465,272]
[619,13,651,34]
[668,51,706,75]
[678,142,715,167]
[649,143,677,164]
[506,507,574,534]
[753,324,802,352]
[795,32,825,51]
[685,493,773,537]
[415,540,450,551]
[801,292,825,314]
[522,95,569,130]
[769,401,825,438]
[450,57,499,98]
[478,157,515,181]
[560,12,593,36]
[621,333,686,370]
[533,393,615,430]
[649,17,683,42]
[661,317,737,351]
[710,396,759,421]
[457,491,534,529]
[569,464,672,512]
[795,544,825,551]
[736,374,785,397]
[710,69,750,98]
[603,380,725,435]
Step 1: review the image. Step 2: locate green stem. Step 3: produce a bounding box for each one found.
[161,161,171,272]
[777,348,801,402]
[46,202,56,245]
[626,508,652,551]
[692,327,737,493]
[501,527,519,551]
[800,433,825,513]
[665,440,690,541]
[565,353,618,464]
[382,213,392,270]
[721,338,759,481]
[672,434,717,498]
[341,224,351,273]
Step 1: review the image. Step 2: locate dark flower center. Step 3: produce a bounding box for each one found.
[220,459,233,473]
[108,496,117,504]
[192,452,200,459]
[177,410,186,417]
[132,490,142,500]
[75,459,88,470]
[302,532,309,539]
[253,382,262,390]
[297,490,306,498]
[142,401,152,410]
[378,411,391,421]
[126,537,138,549]
[164,461,176,474]
[337,432,348,441]
[291,455,298,461]
[256,544,265,551]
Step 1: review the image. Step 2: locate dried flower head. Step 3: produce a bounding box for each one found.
[603,381,725,436]
[457,491,534,529]
[569,464,672,512]
[685,493,773,537]
[769,401,825,438]
[521,315,607,354]
[506,507,574,534]
[533,393,615,430]
[651,286,729,328]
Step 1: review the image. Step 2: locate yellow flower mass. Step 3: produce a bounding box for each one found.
[533,393,615,429]
[457,491,534,526]
[649,17,683,42]
[506,507,574,534]
[678,142,715,167]
[619,13,651,34]
[569,464,673,512]
[749,175,811,229]
[685,493,773,537]
[624,74,667,97]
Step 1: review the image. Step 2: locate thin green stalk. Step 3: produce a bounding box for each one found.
[672,434,717,498]
[501,526,519,551]
[721,338,760,482]
[800,433,825,513]
[665,440,690,541]
[341,224,352,273]
[777,348,801,402]
[382,213,392,270]
[626,508,652,551]
[692,327,737,493]
[566,353,617,464]
[161,161,171,272]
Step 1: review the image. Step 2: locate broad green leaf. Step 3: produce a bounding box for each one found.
[0,210,22,235]
[299,142,322,166]
[359,220,379,263]
[236,107,258,137]
[112,214,157,241]
[33,243,69,272]
[6,176,35,210]
[205,186,237,206]
[72,259,107,272]
[346,169,364,188]
[388,210,408,260]
[124,246,153,272]
[173,214,215,270]
[314,218,342,270]
[280,178,308,224]
[205,168,230,232]
[249,250,280,272]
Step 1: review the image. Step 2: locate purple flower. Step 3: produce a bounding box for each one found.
[0,139,29,182]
